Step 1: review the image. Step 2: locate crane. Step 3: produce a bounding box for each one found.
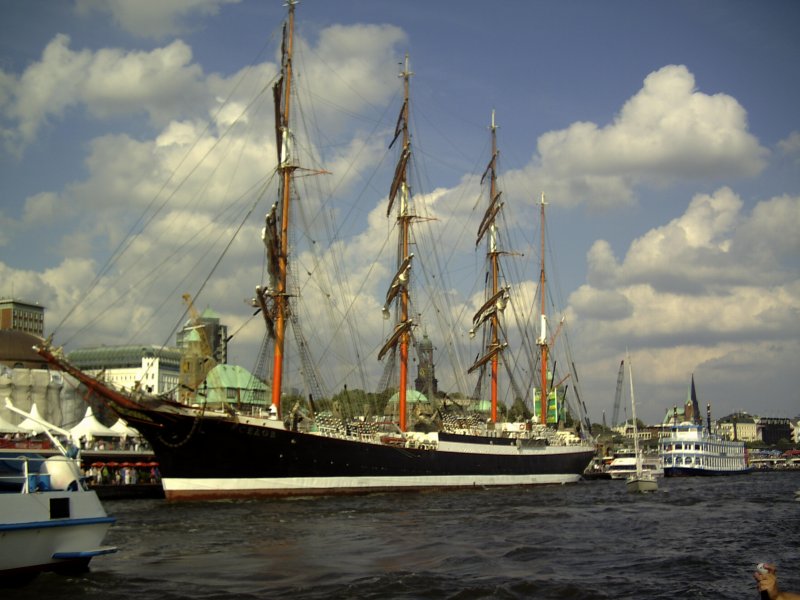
[611,359,624,428]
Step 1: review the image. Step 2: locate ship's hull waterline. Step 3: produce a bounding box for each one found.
[129,410,594,500]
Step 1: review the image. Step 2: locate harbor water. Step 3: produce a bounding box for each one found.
[10,471,799,599]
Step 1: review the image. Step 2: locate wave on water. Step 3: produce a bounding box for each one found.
[6,471,799,599]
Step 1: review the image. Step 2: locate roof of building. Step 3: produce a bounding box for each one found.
[0,329,48,368]
[203,363,267,390]
[386,389,429,405]
[0,297,46,310]
[201,307,220,320]
[199,363,268,405]
[67,345,182,369]
[184,329,202,342]
[416,333,433,349]
[718,412,757,424]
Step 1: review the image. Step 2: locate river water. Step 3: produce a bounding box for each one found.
[10,471,800,599]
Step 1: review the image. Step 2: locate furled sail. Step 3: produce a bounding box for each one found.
[468,342,507,375]
[470,286,509,333]
[387,146,410,216]
[476,192,503,246]
[261,202,280,288]
[272,78,283,165]
[378,319,414,361]
[389,99,407,149]
[382,254,413,318]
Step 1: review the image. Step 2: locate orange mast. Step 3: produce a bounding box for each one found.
[468,110,508,424]
[488,112,500,423]
[397,55,412,433]
[537,192,548,424]
[378,55,414,432]
[269,1,297,417]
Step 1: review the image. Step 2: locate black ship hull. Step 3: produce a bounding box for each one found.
[35,347,595,501]
[122,408,594,500]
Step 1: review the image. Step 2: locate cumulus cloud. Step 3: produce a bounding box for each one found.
[735,193,800,262]
[22,192,66,226]
[582,187,800,295]
[778,131,800,163]
[294,24,406,128]
[0,19,407,158]
[569,190,800,403]
[1,7,793,420]
[510,65,769,210]
[569,285,632,320]
[0,20,408,362]
[1,34,206,150]
[75,0,240,39]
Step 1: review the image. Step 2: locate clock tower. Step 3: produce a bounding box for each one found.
[414,332,438,398]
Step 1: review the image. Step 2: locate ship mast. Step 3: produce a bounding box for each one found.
[628,354,643,478]
[262,0,297,417]
[378,54,414,432]
[488,112,500,423]
[468,110,508,423]
[397,56,411,433]
[537,192,548,424]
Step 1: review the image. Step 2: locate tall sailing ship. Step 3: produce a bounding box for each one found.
[37,2,595,500]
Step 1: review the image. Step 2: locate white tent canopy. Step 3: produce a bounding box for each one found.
[70,406,121,439]
[17,403,47,434]
[111,418,140,437]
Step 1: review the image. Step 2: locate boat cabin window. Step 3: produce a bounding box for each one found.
[50,497,71,519]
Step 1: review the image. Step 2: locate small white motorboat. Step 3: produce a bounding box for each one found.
[1,400,116,580]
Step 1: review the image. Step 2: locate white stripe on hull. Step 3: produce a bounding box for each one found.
[435,441,589,455]
[163,473,582,500]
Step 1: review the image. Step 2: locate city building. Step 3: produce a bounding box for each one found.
[716,412,759,442]
[176,306,228,364]
[0,297,45,336]
[66,345,181,397]
[757,417,793,445]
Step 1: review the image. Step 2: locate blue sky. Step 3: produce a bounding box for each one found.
[1,0,798,424]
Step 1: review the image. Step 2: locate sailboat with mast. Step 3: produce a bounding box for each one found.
[35,2,595,500]
[624,354,658,493]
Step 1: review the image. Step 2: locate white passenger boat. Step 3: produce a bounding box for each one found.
[606,450,664,480]
[1,400,116,580]
[659,422,750,476]
[658,377,751,477]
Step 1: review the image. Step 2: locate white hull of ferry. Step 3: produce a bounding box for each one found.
[659,424,750,477]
